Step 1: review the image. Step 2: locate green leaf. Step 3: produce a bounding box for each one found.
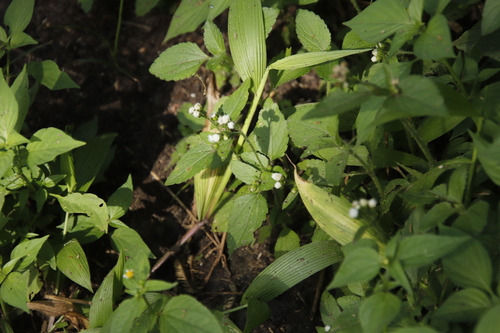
[287,103,335,148]
[442,238,493,293]
[107,175,133,220]
[269,49,371,70]
[56,239,93,292]
[344,0,412,44]
[471,133,500,186]
[218,78,251,119]
[242,240,343,304]
[77,0,94,13]
[320,291,341,327]
[342,31,376,50]
[0,272,28,312]
[101,297,147,333]
[26,128,85,168]
[247,102,288,160]
[11,66,29,133]
[296,9,331,52]
[54,193,109,232]
[453,200,489,235]
[414,14,455,59]
[419,202,457,232]
[477,81,500,123]
[145,280,177,292]
[481,0,500,36]
[307,86,373,119]
[244,298,270,333]
[150,43,209,81]
[165,142,216,185]
[274,227,300,259]
[204,20,225,56]
[329,246,382,288]
[447,164,467,202]
[135,0,160,16]
[228,0,266,90]
[10,235,49,271]
[391,327,439,333]
[0,150,15,178]
[359,292,401,333]
[230,160,260,184]
[475,305,500,333]
[397,234,470,268]
[432,288,491,322]
[424,0,450,16]
[26,60,80,90]
[0,73,18,143]
[417,116,465,144]
[111,227,155,260]
[159,295,223,333]
[263,7,279,38]
[4,0,34,34]
[227,193,268,254]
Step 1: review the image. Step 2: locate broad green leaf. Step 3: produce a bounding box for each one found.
[26,60,80,90]
[342,31,376,50]
[4,0,34,34]
[135,0,160,16]
[204,20,225,56]
[26,128,85,168]
[0,271,28,312]
[107,175,133,220]
[306,86,373,119]
[56,239,93,292]
[397,234,470,268]
[244,299,270,333]
[0,150,15,178]
[417,116,465,144]
[242,240,343,303]
[263,7,279,38]
[287,103,336,148]
[471,133,500,186]
[388,259,412,296]
[218,78,251,119]
[414,14,455,59]
[296,9,331,52]
[247,102,288,160]
[159,295,223,333]
[442,238,493,293]
[230,160,260,184]
[371,148,428,168]
[481,0,500,36]
[294,170,387,249]
[475,305,500,333]
[408,0,424,22]
[150,43,209,81]
[447,164,467,202]
[359,292,401,333]
[7,32,36,50]
[10,235,49,271]
[388,21,422,58]
[164,0,230,42]
[53,193,109,232]
[419,202,457,232]
[11,66,29,133]
[391,327,439,333]
[73,133,116,192]
[100,297,147,333]
[228,0,266,90]
[227,193,268,254]
[432,288,491,322]
[0,73,18,143]
[274,227,300,259]
[66,215,105,244]
[269,49,371,70]
[329,247,382,288]
[453,200,489,235]
[477,81,500,124]
[344,0,412,44]
[111,227,155,260]
[165,142,216,185]
[320,291,341,327]
[424,0,450,16]
[145,280,177,292]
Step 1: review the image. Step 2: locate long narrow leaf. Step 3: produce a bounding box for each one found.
[269,49,371,70]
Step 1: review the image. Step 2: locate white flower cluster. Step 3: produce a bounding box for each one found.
[272,172,282,189]
[217,113,235,130]
[349,198,378,219]
[188,103,203,118]
[371,43,384,63]
[208,133,220,143]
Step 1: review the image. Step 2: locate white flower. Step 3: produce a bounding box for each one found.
[349,207,359,219]
[371,49,378,63]
[191,110,200,118]
[227,121,235,129]
[274,182,282,189]
[188,106,195,114]
[359,198,368,207]
[325,326,331,332]
[218,114,230,125]
[368,198,377,208]
[271,173,282,181]
[208,134,220,143]
[193,103,202,111]
[352,200,360,209]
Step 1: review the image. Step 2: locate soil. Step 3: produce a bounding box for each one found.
[0,1,355,332]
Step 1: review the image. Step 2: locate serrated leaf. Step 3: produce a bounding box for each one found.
[101,297,147,333]
[263,7,279,37]
[26,60,80,90]
[204,20,225,56]
[359,292,401,333]
[107,175,133,220]
[230,160,260,184]
[159,295,223,333]
[274,227,300,259]
[269,49,371,70]
[165,142,216,185]
[414,14,455,60]
[320,291,341,327]
[150,43,209,81]
[243,240,343,304]
[228,0,266,90]
[0,271,28,312]
[397,234,470,268]
[218,78,251,119]
[26,128,85,168]
[296,9,331,52]
[53,193,109,232]
[4,0,34,34]
[227,193,267,254]
[329,247,382,288]
[56,239,93,292]
[247,102,288,160]
[432,288,491,322]
[344,0,412,44]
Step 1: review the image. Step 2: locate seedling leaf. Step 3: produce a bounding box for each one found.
[4,0,34,34]
[26,60,80,90]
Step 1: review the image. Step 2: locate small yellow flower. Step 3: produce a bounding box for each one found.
[123,269,134,279]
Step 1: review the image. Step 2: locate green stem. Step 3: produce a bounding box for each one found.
[441,58,467,97]
[62,212,70,239]
[113,0,124,57]
[348,146,385,201]
[236,128,267,170]
[222,304,248,314]
[464,117,483,207]
[349,0,362,13]
[400,118,435,167]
